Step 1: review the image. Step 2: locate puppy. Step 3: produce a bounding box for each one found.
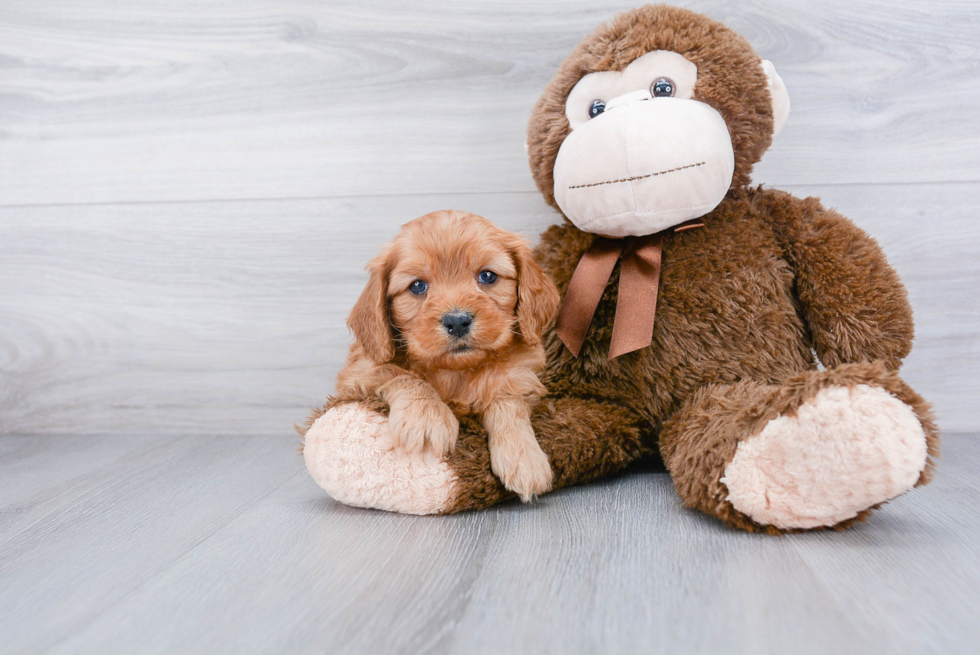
[336,210,561,501]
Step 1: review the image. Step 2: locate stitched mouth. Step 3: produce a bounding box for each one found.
[568,161,705,190]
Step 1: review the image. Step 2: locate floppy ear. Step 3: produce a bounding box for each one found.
[347,247,395,363]
[510,236,561,346]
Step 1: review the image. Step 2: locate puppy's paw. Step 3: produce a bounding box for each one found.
[388,396,459,457]
[490,436,554,503]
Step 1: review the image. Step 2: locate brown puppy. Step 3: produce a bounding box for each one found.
[337,210,561,501]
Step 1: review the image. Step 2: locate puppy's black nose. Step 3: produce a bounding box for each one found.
[442,311,473,337]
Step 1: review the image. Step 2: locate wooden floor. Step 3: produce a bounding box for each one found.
[0,432,977,654]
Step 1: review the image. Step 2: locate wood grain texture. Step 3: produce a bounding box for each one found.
[0,432,977,654]
[0,0,978,205]
[1,184,976,435]
[0,434,301,654]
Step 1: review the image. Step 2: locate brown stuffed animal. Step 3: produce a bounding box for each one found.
[303,5,940,532]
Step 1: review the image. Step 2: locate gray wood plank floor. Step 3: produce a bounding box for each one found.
[1,432,977,655]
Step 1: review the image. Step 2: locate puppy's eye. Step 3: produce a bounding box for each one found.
[588,99,606,119]
[409,279,428,295]
[478,270,498,284]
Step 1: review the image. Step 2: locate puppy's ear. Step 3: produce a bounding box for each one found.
[510,236,560,346]
[348,246,396,363]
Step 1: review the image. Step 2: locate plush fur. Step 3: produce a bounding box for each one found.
[528,4,774,208]
[721,384,928,530]
[658,362,938,533]
[303,5,939,532]
[304,403,459,515]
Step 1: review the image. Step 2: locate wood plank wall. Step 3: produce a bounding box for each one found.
[1,0,977,435]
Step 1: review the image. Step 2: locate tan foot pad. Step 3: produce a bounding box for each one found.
[304,404,458,515]
[721,384,928,529]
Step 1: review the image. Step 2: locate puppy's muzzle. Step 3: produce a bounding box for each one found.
[442,311,473,338]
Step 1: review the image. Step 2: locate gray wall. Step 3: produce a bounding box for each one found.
[1,0,977,435]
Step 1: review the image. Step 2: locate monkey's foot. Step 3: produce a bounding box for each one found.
[721,384,928,530]
[304,403,459,515]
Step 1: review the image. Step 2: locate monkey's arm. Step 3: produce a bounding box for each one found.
[758,189,914,370]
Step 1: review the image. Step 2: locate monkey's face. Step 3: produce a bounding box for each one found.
[555,51,736,237]
[527,6,790,238]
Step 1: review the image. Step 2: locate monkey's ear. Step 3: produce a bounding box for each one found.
[761,60,790,138]
[510,236,560,346]
[347,247,396,364]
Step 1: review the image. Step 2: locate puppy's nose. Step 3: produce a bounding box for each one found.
[442,311,473,337]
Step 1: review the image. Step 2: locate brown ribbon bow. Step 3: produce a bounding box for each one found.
[556,221,703,360]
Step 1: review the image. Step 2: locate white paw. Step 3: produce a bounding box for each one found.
[490,437,554,503]
[721,384,928,529]
[303,404,458,515]
[387,396,459,457]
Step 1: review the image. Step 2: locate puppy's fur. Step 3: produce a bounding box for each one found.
[337,210,561,501]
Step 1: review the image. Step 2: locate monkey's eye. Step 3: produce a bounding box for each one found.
[478,270,498,284]
[409,280,428,295]
[651,77,675,98]
[588,99,606,119]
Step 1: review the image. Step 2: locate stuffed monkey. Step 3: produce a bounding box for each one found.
[303,5,939,532]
